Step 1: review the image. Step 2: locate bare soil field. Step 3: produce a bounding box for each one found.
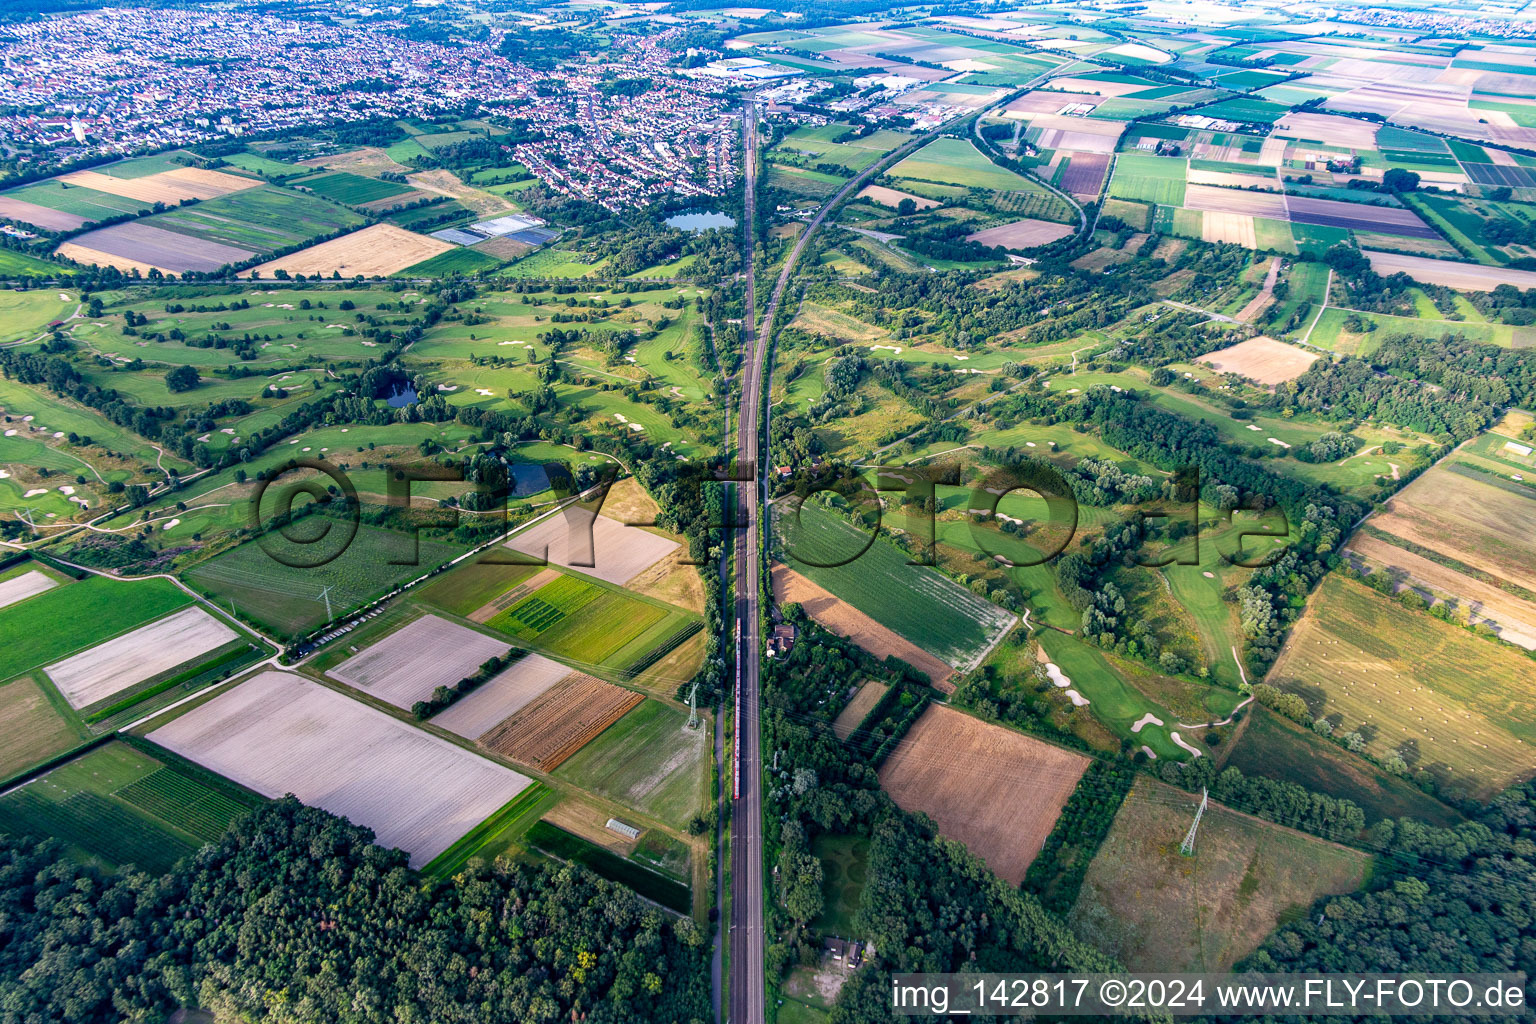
[1059,152,1110,197]
[1184,183,1287,219]
[857,184,940,210]
[832,682,887,741]
[1372,465,1536,593]
[57,222,254,273]
[1344,533,1536,650]
[1201,211,1256,247]
[1028,116,1123,154]
[772,564,954,688]
[148,671,531,868]
[407,169,515,218]
[431,653,574,740]
[1273,111,1380,149]
[480,673,643,771]
[1069,778,1371,971]
[1198,335,1317,385]
[0,570,57,611]
[504,512,680,586]
[1365,251,1536,291]
[1186,169,1282,192]
[58,167,255,203]
[966,217,1074,248]
[0,197,86,231]
[45,606,238,710]
[1289,198,1437,239]
[878,705,1087,885]
[54,243,169,275]
[300,147,414,176]
[242,223,452,279]
[328,613,509,709]
[472,235,535,260]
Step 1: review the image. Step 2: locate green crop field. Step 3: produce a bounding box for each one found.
[297,171,415,206]
[1224,706,1464,826]
[1190,97,1289,124]
[4,181,149,221]
[526,820,691,913]
[1109,154,1187,206]
[773,502,1015,671]
[1069,778,1372,971]
[767,164,846,198]
[0,675,87,782]
[888,138,1039,192]
[1269,574,1536,800]
[0,741,259,873]
[0,576,191,684]
[185,522,464,636]
[488,573,604,637]
[417,560,543,618]
[219,150,303,177]
[555,699,707,828]
[148,186,364,253]
[0,250,67,279]
[400,247,505,277]
[421,782,555,878]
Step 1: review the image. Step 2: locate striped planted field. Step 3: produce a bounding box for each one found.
[481,674,643,772]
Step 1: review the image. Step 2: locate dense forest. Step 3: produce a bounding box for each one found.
[0,799,711,1023]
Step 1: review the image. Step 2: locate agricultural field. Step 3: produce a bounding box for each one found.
[184,523,464,637]
[144,185,364,254]
[772,503,1016,673]
[1069,778,1372,971]
[479,673,643,772]
[1345,531,1536,650]
[878,705,1088,885]
[43,605,240,711]
[431,652,573,740]
[480,567,700,676]
[0,566,58,610]
[0,575,192,685]
[0,740,259,874]
[1224,706,1464,826]
[328,613,510,709]
[504,513,679,586]
[242,223,452,279]
[888,138,1039,192]
[772,565,954,687]
[59,222,257,275]
[1366,251,1536,292]
[295,171,417,207]
[555,699,708,828]
[1267,574,1536,800]
[1197,336,1317,386]
[1370,463,1536,596]
[148,671,531,868]
[0,675,87,781]
[831,681,887,741]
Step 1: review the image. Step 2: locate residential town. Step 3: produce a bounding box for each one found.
[0,6,738,208]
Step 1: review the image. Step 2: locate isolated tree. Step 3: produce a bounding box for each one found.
[1382,168,1420,192]
[164,364,200,392]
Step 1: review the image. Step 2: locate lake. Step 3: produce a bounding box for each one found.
[665,210,735,232]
